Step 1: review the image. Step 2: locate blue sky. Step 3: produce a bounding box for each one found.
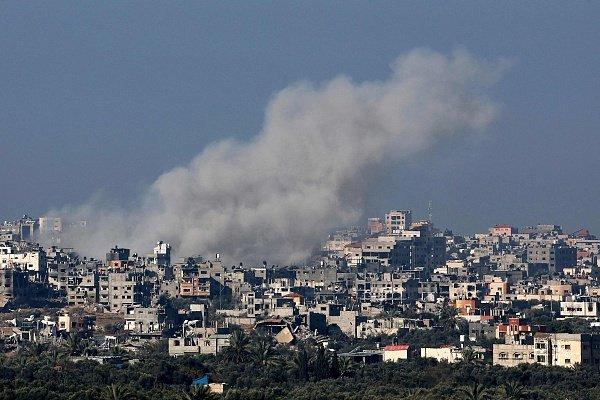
[1,2,599,235]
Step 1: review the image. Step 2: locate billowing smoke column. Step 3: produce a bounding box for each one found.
[52,49,506,264]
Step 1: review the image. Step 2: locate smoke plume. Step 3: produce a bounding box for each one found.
[50,48,506,264]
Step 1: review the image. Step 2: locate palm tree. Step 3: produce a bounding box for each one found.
[140,339,168,358]
[460,347,483,365]
[439,300,458,330]
[498,381,526,400]
[338,356,354,377]
[293,347,310,381]
[110,346,128,357]
[180,385,218,400]
[223,330,250,363]
[458,383,491,400]
[404,388,429,400]
[82,340,98,356]
[101,384,136,400]
[24,342,48,359]
[65,332,83,356]
[251,334,277,366]
[43,346,68,369]
[329,351,340,378]
[313,345,329,380]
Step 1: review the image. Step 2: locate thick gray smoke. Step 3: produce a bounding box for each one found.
[50,49,506,264]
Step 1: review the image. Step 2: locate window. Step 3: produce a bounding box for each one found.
[565,344,571,350]
[565,359,571,364]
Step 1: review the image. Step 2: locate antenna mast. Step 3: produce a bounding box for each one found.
[428,200,432,223]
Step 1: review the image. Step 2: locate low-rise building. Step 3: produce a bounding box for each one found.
[383,344,410,362]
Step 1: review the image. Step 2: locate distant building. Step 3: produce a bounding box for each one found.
[493,343,536,367]
[534,333,600,367]
[522,224,563,235]
[106,246,130,266]
[490,224,517,236]
[560,301,600,318]
[495,318,536,343]
[39,217,62,233]
[527,243,576,273]
[168,327,231,357]
[367,218,385,235]
[421,346,485,363]
[383,344,410,362]
[493,333,600,368]
[385,210,412,235]
[153,241,171,267]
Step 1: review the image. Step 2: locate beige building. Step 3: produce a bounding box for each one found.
[168,327,231,357]
[534,333,599,367]
[493,343,536,367]
[385,210,412,235]
[560,301,599,318]
[494,333,600,368]
[383,344,410,362]
[423,346,486,363]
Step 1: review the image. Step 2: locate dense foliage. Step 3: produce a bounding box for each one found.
[2,333,600,400]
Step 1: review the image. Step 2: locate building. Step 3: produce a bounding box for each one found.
[153,241,171,267]
[527,243,576,273]
[101,272,147,313]
[168,327,231,357]
[494,333,600,368]
[58,313,94,333]
[421,346,485,363]
[124,306,169,338]
[533,333,600,367]
[0,267,28,307]
[493,343,536,367]
[367,218,385,235]
[496,318,534,343]
[383,344,410,362]
[490,225,517,236]
[560,301,600,318]
[385,210,412,235]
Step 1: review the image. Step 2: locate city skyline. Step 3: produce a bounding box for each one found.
[1,2,599,238]
[2,3,600,397]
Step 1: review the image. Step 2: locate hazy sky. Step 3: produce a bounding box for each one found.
[1,2,599,236]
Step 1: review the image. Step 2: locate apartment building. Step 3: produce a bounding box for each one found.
[560,301,600,318]
[99,272,146,313]
[385,210,412,235]
[494,333,600,368]
[493,343,536,367]
[533,333,600,367]
[527,243,576,273]
[124,306,170,338]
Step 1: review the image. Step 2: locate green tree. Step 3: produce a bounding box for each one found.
[460,347,483,366]
[329,351,340,379]
[223,330,250,363]
[293,347,310,382]
[24,342,48,360]
[338,356,354,377]
[313,346,329,381]
[250,334,277,367]
[101,384,136,400]
[180,385,218,400]
[458,383,492,400]
[65,332,83,356]
[498,381,526,400]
